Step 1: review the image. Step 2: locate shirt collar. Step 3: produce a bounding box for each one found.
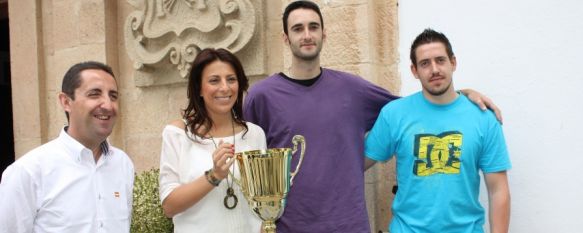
[58,127,113,163]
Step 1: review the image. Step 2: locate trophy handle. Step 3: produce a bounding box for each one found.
[289,135,306,186]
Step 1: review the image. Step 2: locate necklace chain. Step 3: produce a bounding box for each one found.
[208,120,238,209]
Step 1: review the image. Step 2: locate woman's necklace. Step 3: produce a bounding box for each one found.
[209,121,238,210]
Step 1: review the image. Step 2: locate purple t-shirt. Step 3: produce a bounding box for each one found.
[243,68,398,233]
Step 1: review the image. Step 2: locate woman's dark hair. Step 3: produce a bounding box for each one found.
[183,48,249,140]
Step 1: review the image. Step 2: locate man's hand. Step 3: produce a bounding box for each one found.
[460,89,503,124]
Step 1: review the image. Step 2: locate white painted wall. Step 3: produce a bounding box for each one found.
[398,0,583,232]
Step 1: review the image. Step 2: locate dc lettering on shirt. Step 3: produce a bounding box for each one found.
[413,131,462,176]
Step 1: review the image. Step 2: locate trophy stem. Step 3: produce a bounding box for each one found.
[263,220,276,233]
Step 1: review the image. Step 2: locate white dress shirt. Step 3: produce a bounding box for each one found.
[159,122,266,233]
[0,128,135,233]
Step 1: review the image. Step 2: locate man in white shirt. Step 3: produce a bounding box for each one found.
[0,61,135,233]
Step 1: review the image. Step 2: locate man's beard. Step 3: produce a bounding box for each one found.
[291,43,322,61]
[424,80,452,96]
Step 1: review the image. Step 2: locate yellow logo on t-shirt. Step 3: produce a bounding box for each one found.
[413,131,462,176]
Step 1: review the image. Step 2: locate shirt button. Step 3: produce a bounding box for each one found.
[100,222,104,228]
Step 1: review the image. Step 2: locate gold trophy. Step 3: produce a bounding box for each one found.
[234,135,306,233]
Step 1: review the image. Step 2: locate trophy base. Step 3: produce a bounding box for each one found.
[263,220,276,233]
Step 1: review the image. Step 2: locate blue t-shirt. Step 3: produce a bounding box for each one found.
[365,92,511,233]
[244,68,399,233]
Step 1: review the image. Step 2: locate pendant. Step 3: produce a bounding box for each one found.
[224,187,238,209]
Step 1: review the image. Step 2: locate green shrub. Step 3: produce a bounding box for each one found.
[131,168,173,233]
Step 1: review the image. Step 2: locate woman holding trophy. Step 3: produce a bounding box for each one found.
[158,48,266,232]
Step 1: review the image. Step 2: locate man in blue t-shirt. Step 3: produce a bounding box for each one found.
[365,29,511,233]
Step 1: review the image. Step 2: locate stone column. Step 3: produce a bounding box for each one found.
[9,0,45,158]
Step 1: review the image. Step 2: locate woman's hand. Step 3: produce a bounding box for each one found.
[211,140,236,180]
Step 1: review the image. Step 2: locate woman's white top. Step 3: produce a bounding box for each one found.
[159,122,266,233]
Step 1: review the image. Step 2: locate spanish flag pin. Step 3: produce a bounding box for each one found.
[114,192,120,198]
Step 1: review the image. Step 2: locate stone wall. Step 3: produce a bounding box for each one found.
[9,0,398,231]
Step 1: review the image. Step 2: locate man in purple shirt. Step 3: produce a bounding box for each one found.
[243,1,501,232]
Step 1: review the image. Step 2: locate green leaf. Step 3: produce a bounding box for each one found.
[131,168,173,233]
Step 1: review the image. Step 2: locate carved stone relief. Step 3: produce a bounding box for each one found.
[124,0,262,86]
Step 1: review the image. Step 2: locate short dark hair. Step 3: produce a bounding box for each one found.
[61,61,116,121]
[410,28,454,67]
[183,48,249,140]
[282,0,324,35]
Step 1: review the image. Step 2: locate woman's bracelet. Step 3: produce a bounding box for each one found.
[204,168,221,187]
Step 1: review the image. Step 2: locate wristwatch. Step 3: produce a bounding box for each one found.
[205,169,221,187]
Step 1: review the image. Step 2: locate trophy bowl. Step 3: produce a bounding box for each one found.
[234,135,305,233]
